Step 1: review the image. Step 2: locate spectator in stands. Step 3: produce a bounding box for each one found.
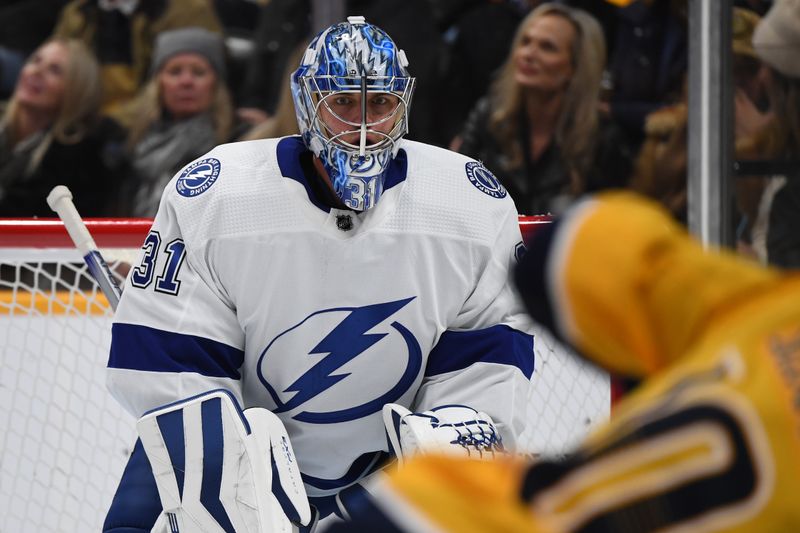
[601,0,688,145]
[732,7,770,142]
[630,7,775,232]
[0,38,124,216]
[434,0,522,146]
[739,0,800,269]
[119,27,235,217]
[236,0,310,128]
[452,2,634,216]
[629,99,688,222]
[729,7,772,258]
[51,0,222,122]
[237,42,304,141]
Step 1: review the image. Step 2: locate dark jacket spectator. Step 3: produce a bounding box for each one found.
[605,0,687,144]
[436,0,522,146]
[237,0,310,118]
[459,97,633,216]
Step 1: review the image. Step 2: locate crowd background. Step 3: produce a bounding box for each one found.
[0,0,796,268]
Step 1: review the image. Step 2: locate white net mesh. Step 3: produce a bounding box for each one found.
[521,325,610,456]
[0,249,139,532]
[0,219,609,532]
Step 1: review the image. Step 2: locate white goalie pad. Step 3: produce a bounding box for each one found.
[137,389,312,533]
[383,403,505,466]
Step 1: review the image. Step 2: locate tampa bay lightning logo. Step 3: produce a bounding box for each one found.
[465,161,506,199]
[257,297,422,424]
[176,158,221,197]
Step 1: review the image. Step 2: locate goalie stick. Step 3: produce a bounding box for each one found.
[46,185,123,311]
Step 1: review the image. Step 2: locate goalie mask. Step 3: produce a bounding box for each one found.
[291,16,415,211]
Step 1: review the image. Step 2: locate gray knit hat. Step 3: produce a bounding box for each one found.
[150,27,226,79]
[753,0,800,78]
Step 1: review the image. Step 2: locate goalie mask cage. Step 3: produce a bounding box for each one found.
[0,217,609,532]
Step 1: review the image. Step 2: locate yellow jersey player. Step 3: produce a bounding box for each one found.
[329,191,800,532]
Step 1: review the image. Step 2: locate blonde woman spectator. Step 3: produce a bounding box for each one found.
[452,2,633,216]
[120,27,234,217]
[0,38,124,216]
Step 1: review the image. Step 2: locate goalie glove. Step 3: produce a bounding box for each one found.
[137,389,313,533]
[383,403,505,466]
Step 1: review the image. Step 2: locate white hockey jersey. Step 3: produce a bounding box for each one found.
[107,136,535,499]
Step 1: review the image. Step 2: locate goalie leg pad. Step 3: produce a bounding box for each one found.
[137,389,312,532]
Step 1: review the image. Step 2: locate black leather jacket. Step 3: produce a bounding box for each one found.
[456,97,634,216]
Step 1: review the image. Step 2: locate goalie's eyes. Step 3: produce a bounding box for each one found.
[331,94,354,107]
[370,94,395,107]
[326,93,400,120]
[330,94,395,105]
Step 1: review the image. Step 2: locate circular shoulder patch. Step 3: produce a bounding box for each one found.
[465,161,506,199]
[176,158,222,197]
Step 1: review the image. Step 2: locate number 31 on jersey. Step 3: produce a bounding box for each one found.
[131,230,186,296]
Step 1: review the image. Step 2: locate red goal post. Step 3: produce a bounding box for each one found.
[0,215,554,249]
[0,215,559,312]
[0,216,610,532]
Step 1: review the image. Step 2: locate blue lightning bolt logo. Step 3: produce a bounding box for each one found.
[183,165,214,186]
[176,158,221,197]
[258,297,422,423]
[277,297,413,412]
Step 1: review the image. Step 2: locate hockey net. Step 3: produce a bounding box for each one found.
[0,217,609,532]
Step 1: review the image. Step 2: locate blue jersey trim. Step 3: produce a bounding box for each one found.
[425,325,534,379]
[381,148,407,191]
[277,136,330,212]
[109,323,244,380]
[276,136,408,211]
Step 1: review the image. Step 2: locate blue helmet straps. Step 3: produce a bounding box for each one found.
[291,16,415,211]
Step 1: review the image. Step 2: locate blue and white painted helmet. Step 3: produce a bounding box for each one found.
[291,16,415,211]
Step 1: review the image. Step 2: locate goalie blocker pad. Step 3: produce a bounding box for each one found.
[383,403,505,466]
[137,389,312,533]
